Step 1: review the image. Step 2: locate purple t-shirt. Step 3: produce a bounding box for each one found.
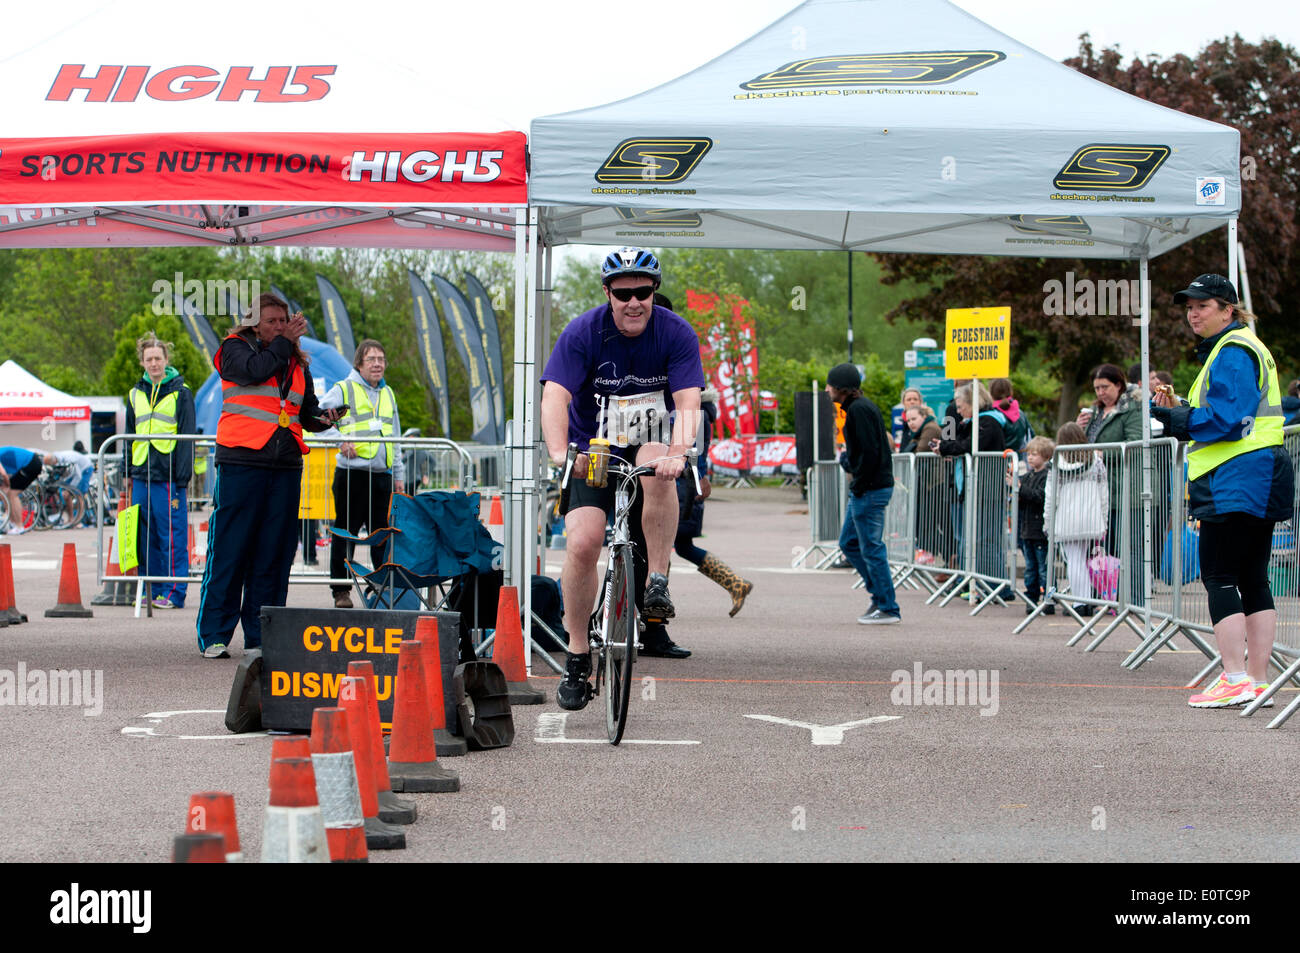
[541,303,706,454]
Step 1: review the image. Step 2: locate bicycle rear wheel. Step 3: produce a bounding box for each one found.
[604,546,637,744]
[43,487,84,529]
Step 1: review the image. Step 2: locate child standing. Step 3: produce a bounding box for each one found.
[1017,436,1056,614]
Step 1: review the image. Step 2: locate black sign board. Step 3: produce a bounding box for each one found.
[259,607,461,733]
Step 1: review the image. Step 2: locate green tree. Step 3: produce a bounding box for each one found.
[0,246,235,386]
[550,247,932,418]
[103,311,207,399]
[232,246,518,441]
[35,364,101,397]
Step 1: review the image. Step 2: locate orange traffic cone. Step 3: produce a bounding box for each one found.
[0,545,12,628]
[346,661,415,824]
[185,792,241,862]
[270,735,311,763]
[415,615,466,757]
[486,495,505,544]
[492,585,543,705]
[91,495,135,606]
[339,677,405,850]
[45,542,93,618]
[0,544,25,624]
[188,522,205,572]
[171,833,226,862]
[261,757,329,863]
[308,707,368,863]
[387,640,459,793]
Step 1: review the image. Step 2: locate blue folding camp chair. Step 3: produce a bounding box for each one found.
[333,490,501,611]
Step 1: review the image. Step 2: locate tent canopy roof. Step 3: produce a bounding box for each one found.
[0,0,525,249]
[0,360,92,422]
[530,0,1239,259]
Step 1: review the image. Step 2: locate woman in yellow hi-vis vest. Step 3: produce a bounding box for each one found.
[124,334,195,610]
[1152,274,1294,709]
[319,339,404,608]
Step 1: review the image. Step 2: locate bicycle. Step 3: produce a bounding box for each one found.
[561,442,700,744]
[18,464,87,530]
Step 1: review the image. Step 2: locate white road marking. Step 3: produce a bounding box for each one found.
[13,560,57,571]
[121,709,270,741]
[744,714,901,744]
[535,711,699,745]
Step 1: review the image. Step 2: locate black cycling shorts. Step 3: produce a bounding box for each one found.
[560,474,618,517]
[9,456,41,491]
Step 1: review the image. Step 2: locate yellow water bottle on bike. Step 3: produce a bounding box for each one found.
[586,437,611,488]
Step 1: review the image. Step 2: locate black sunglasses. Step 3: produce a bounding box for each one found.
[609,285,655,303]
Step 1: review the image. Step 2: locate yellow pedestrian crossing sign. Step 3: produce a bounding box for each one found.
[945,307,1010,378]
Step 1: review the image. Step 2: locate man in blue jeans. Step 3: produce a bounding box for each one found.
[827,364,900,624]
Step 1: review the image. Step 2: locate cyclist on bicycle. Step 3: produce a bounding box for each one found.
[541,247,705,711]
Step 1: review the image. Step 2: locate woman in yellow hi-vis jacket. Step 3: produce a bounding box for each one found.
[318,339,405,609]
[124,334,195,610]
[1153,274,1294,709]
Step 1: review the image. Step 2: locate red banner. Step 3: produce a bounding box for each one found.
[0,132,527,205]
[749,435,797,475]
[0,405,90,422]
[706,435,797,478]
[707,437,753,477]
[686,290,759,438]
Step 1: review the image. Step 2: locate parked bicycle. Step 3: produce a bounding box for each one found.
[18,463,86,530]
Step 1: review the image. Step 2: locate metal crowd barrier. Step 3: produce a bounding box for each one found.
[882,430,1300,728]
[94,434,475,614]
[882,451,1018,615]
[793,460,846,569]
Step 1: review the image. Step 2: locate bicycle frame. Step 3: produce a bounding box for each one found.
[561,442,700,744]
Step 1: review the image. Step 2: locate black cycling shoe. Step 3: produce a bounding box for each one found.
[640,620,690,658]
[643,573,675,619]
[556,651,593,711]
[640,639,691,659]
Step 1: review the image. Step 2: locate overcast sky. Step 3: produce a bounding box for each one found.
[7,0,1296,131]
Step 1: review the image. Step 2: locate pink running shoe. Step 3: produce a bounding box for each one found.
[1188,675,1254,708]
[1253,683,1276,708]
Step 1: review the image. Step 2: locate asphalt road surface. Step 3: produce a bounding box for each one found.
[0,485,1295,867]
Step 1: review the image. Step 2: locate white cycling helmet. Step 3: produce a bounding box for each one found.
[600,247,662,286]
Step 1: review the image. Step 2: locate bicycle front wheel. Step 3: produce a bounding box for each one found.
[19,487,41,529]
[604,546,637,744]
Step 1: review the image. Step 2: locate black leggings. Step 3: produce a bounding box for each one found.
[1199,514,1275,624]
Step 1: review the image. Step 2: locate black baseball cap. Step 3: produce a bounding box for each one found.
[1173,274,1238,305]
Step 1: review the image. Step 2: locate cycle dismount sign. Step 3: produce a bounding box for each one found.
[944,307,1011,379]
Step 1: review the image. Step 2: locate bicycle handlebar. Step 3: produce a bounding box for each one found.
[560,442,700,494]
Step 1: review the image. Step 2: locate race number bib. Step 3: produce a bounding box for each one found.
[606,391,669,448]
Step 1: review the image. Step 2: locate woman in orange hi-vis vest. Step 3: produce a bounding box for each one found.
[195,293,346,660]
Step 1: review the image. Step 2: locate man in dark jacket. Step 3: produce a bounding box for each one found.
[827,363,899,624]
